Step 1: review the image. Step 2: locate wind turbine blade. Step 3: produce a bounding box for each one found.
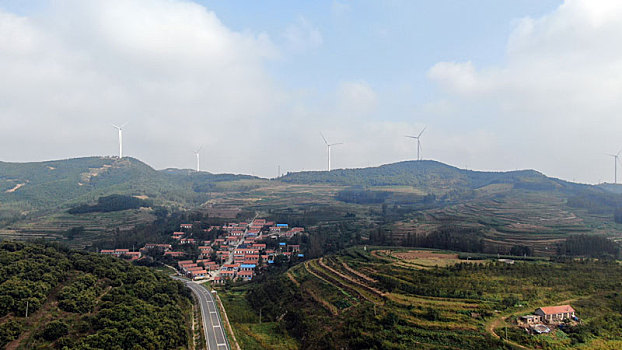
[417,126,427,138]
[616,149,622,157]
[112,124,120,129]
[320,132,328,145]
[121,121,129,128]
[331,143,344,146]
[405,135,418,139]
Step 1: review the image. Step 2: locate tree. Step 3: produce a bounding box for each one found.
[510,245,532,256]
[41,320,68,341]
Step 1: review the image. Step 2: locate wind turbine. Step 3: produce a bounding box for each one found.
[405,127,426,161]
[321,133,343,171]
[194,146,202,172]
[607,149,622,184]
[112,122,128,158]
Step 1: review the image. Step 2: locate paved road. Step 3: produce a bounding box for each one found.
[173,277,229,350]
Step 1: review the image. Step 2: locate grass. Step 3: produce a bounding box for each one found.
[218,288,299,350]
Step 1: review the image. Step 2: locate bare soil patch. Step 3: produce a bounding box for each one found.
[390,250,459,260]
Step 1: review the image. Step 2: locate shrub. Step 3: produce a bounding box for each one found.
[42,320,68,341]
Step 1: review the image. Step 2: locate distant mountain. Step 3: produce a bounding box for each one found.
[0,157,256,219]
[598,183,622,194]
[279,160,593,194]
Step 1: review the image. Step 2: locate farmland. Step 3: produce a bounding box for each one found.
[391,190,622,255]
[231,247,622,349]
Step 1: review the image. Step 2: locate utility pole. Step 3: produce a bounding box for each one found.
[25,300,29,318]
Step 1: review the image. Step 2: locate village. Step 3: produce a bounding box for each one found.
[99,218,304,284]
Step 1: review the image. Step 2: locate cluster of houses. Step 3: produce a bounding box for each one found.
[99,218,306,282]
[99,248,141,260]
[519,305,578,334]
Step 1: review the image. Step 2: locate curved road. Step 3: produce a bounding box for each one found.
[173,277,229,350]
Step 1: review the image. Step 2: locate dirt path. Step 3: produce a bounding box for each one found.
[4,183,25,193]
[486,316,530,350]
[341,261,378,283]
[304,261,362,303]
[318,258,386,299]
[5,281,69,349]
[286,271,300,287]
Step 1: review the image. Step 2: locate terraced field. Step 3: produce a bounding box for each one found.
[272,247,622,349]
[1,209,156,248]
[390,190,622,255]
[285,249,504,349]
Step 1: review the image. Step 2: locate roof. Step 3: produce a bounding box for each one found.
[533,324,550,334]
[537,305,575,315]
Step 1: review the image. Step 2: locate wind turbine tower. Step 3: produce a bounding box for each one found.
[112,122,128,158]
[321,133,343,171]
[607,149,622,184]
[405,127,426,161]
[194,147,202,172]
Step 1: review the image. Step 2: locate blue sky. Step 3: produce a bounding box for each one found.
[198,0,561,109]
[1,0,622,183]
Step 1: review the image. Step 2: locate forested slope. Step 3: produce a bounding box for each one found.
[0,241,191,349]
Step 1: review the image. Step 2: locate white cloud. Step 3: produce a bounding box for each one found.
[283,16,323,53]
[427,0,622,183]
[0,0,285,175]
[331,1,351,17]
[336,80,378,118]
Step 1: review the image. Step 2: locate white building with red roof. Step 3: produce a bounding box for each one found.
[534,305,575,323]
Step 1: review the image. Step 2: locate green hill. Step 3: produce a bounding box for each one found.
[222,246,622,349]
[0,240,191,349]
[280,160,591,194]
[2,157,622,253]
[0,156,257,219]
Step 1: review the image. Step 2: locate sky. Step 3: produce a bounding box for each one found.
[2,0,622,183]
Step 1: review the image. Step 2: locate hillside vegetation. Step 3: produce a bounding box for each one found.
[0,157,260,240]
[280,161,588,193]
[0,157,259,215]
[224,247,622,350]
[0,241,191,349]
[3,157,622,254]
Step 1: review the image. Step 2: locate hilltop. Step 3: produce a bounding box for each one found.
[0,156,257,220]
[2,157,622,254]
[280,160,591,194]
